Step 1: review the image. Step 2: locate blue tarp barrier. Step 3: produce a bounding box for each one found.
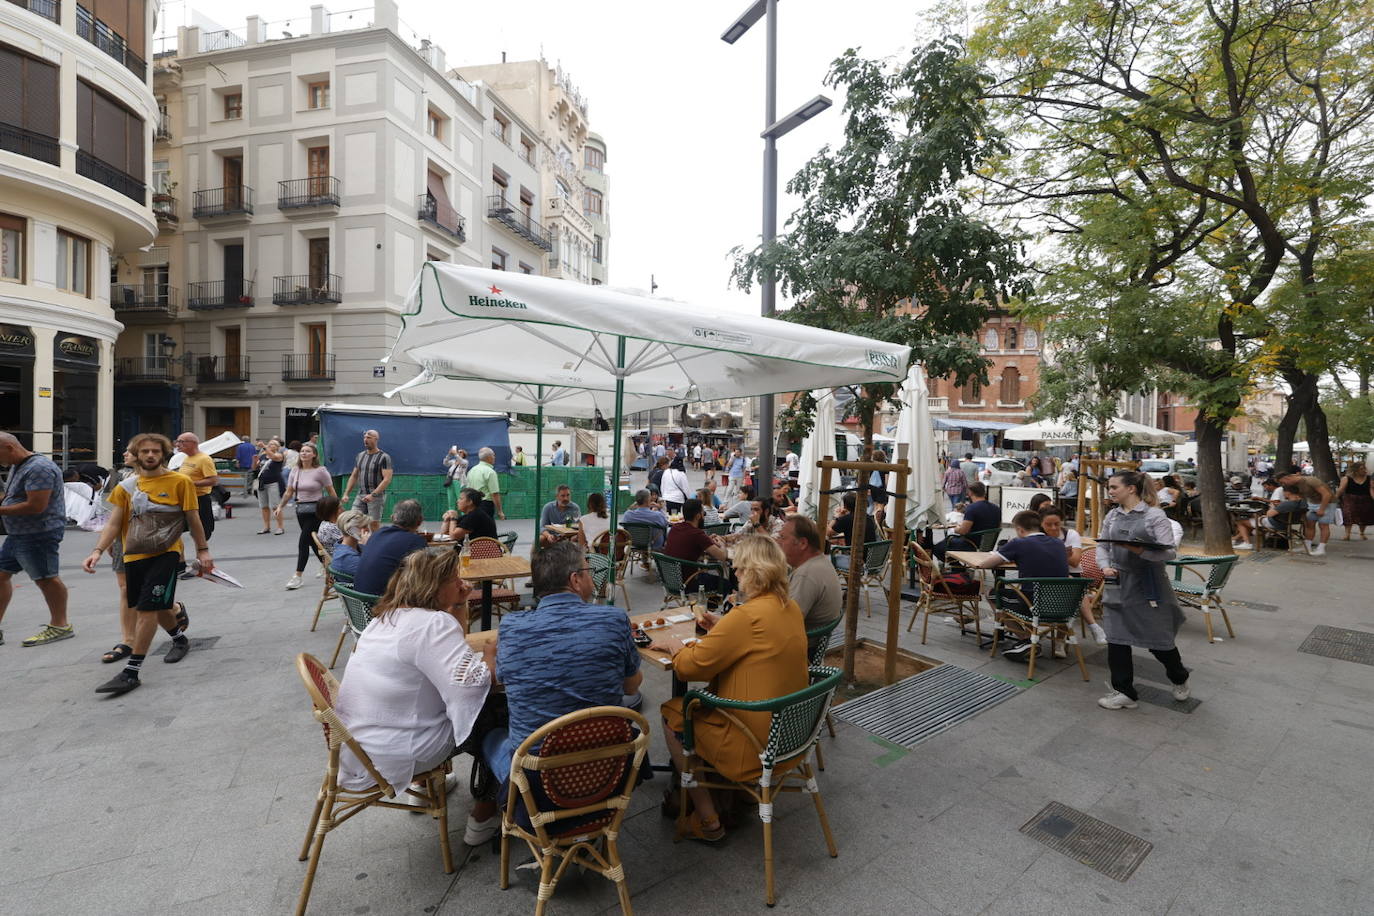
[319,409,511,476]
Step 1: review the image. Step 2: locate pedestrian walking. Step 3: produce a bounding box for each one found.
[466,447,505,520]
[174,432,219,543]
[0,433,71,648]
[275,442,337,589]
[339,429,393,531]
[550,440,568,466]
[1096,470,1192,711]
[100,447,139,664]
[84,433,212,696]
[659,457,692,513]
[725,447,747,503]
[256,438,286,534]
[512,446,528,466]
[941,456,969,510]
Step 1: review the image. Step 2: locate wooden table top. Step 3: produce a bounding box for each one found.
[543,524,580,538]
[946,550,1013,569]
[461,605,697,670]
[463,555,532,582]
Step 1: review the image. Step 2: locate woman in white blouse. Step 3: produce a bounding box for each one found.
[334,549,499,843]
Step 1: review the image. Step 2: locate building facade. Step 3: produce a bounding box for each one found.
[2,0,158,460]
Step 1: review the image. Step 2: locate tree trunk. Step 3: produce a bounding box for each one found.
[840,404,873,684]
[1195,414,1233,555]
[1304,402,1338,483]
[1275,371,1317,474]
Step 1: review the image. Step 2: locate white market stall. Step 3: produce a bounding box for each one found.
[1002,416,1185,447]
[383,263,912,595]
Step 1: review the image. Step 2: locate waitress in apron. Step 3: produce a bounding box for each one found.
[1096,470,1191,710]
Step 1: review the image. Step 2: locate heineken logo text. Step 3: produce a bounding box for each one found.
[468,294,528,310]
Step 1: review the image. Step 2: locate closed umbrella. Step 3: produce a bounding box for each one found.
[895,364,941,530]
[796,388,837,519]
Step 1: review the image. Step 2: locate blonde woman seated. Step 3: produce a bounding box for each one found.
[651,535,808,842]
[333,549,502,844]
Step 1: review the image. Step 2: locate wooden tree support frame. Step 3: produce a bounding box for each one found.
[815,455,910,685]
[1075,458,1140,541]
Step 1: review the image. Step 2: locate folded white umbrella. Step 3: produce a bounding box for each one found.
[895,364,942,530]
[796,388,837,519]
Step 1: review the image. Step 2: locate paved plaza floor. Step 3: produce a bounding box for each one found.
[2,475,1372,914]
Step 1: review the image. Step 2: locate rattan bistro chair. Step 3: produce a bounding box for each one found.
[309,533,341,632]
[1170,555,1240,643]
[677,666,842,907]
[293,653,454,916]
[989,577,1093,681]
[651,552,729,611]
[906,541,984,643]
[621,522,659,579]
[329,583,379,669]
[466,536,521,619]
[831,539,893,617]
[587,551,632,609]
[500,706,650,916]
[805,618,844,768]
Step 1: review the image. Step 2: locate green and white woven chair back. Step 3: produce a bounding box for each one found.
[330,567,354,585]
[806,618,842,667]
[975,528,1001,551]
[1026,577,1091,624]
[762,666,842,769]
[587,552,612,592]
[1205,557,1238,592]
[863,540,892,574]
[497,531,518,553]
[334,584,377,636]
[652,553,687,597]
[623,523,656,550]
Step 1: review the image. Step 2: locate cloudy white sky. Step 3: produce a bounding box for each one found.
[160,0,951,313]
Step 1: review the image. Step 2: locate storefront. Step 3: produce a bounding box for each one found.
[284,405,319,445]
[0,323,35,447]
[51,332,100,460]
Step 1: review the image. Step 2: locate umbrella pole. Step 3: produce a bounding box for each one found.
[607,337,626,605]
[535,386,544,532]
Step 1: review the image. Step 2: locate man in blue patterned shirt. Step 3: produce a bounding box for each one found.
[0,433,69,647]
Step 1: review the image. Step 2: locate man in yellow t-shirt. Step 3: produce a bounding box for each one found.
[175,432,220,542]
[84,432,214,696]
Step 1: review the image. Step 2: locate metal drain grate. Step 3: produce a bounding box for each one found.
[150,636,221,656]
[830,664,1019,748]
[1298,626,1374,666]
[1021,801,1153,882]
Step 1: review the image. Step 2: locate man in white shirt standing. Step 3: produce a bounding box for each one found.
[784,449,800,480]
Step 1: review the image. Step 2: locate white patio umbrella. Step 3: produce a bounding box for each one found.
[894,364,942,530]
[384,263,911,597]
[1002,416,1185,446]
[796,388,837,519]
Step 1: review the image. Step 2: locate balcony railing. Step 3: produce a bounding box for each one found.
[110,284,179,317]
[154,116,171,141]
[114,357,177,382]
[417,194,465,241]
[199,28,246,52]
[927,396,949,412]
[151,194,177,222]
[282,353,336,382]
[486,195,553,251]
[188,279,255,310]
[7,0,60,23]
[76,150,145,203]
[195,355,250,383]
[0,122,60,166]
[75,5,146,78]
[278,176,340,210]
[192,185,253,219]
[273,274,341,305]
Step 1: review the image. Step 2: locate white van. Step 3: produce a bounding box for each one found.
[961,456,1025,487]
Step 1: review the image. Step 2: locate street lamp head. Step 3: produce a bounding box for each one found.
[720,0,768,43]
[762,94,833,139]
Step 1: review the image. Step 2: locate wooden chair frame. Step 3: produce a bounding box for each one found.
[988,578,1093,681]
[677,666,841,906]
[309,532,339,632]
[329,583,378,669]
[293,653,453,916]
[500,706,650,916]
[1169,555,1239,643]
[905,541,984,644]
[466,536,521,619]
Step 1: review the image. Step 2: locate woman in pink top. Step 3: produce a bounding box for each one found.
[276,442,337,590]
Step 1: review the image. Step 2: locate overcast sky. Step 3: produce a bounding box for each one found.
[161,0,948,313]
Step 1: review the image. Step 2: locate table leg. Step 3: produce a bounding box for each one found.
[481,580,493,631]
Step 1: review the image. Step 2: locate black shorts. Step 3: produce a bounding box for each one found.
[124,552,182,612]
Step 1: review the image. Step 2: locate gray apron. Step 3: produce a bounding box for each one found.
[1100,506,1185,651]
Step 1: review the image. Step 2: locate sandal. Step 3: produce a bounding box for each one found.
[101,643,133,664]
[682,810,725,844]
[174,602,189,635]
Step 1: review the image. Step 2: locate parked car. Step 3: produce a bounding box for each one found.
[961,456,1026,487]
[1139,458,1193,481]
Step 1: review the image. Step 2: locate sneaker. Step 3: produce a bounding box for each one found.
[164,637,190,664]
[464,813,500,846]
[22,624,75,647]
[1231,541,1253,551]
[1089,623,1108,646]
[1002,640,1032,660]
[285,575,303,590]
[1310,543,1326,557]
[95,670,141,695]
[1052,643,1067,659]
[1097,691,1138,710]
[1172,681,1191,702]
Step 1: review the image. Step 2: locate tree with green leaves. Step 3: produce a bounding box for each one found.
[732,36,1029,678]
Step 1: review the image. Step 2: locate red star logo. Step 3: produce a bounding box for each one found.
[489,284,503,294]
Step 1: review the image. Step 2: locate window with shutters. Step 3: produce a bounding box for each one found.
[584,146,604,172]
[960,378,982,406]
[76,79,144,180]
[999,366,1021,405]
[224,93,242,119]
[1005,327,1018,350]
[307,81,330,110]
[491,248,507,271]
[56,230,91,296]
[0,44,60,163]
[0,213,23,282]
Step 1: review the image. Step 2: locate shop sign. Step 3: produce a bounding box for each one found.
[0,324,35,358]
[286,408,312,418]
[53,333,100,369]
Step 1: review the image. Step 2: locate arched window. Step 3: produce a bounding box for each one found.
[1000,365,1021,404]
[961,378,982,405]
[1005,327,1018,350]
[1024,329,1038,349]
[983,329,999,350]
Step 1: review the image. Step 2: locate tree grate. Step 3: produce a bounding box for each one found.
[150,636,221,656]
[829,664,1019,748]
[1297,626,1374,666]
[1021,801,1153,882]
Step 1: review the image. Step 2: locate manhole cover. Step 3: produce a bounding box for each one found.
[1021,801,1152,882]
[830,664,1019,748]
[1298,626,1374,666]
[150,636,221,656]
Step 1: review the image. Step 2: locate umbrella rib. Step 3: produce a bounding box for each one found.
[515,323,615,372]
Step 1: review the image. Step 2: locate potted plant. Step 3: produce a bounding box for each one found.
[152,179,177,203]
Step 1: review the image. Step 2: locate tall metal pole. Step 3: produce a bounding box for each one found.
[534,385,544,529]
[756,0,779,493]
[606,337,627,604]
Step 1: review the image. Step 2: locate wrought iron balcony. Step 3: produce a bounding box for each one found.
[151,194,177,222]
[486,195,553,251]
[111,284,179,318]
[75,5,146,78]
[195,355,250,383]
[279,176,340,210]
[417,194,465,241]
[192,185,253,219]
[7,0,60,23]
[273,274,341,305]
[114,357,177,382]
[282,353,336,382]
[0,122,60,166]
[76,151,145,203]
[154,116,171,141]
[188,279,255,310]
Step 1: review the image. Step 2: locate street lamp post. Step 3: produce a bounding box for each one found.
[722,0,830,489]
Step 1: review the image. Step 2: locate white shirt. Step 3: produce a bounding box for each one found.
[659,467,692,505]
[334,609,490,792]
[1059,527,1083,573]
[785,452,800,473]
[693,445,702,460]
[579,511,611,547]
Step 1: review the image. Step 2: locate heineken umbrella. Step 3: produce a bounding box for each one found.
[384,263,912,603]
[796,388,837,519]
[894,364,942,530]
[1002,416,1185,447]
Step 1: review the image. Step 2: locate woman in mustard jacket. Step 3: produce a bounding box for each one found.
[654,535,808,841]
